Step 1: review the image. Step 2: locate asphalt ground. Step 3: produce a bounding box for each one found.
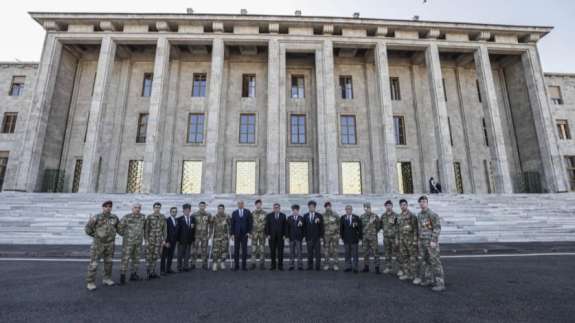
[1,253,574,323]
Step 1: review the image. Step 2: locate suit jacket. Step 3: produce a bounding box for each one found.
[165,216,178,244]
[176,215,196,244]
[265,212,287,238]
[340,214,362,244]
[286,214,305,241]
[230,209,253,237]
[303,212,324,241]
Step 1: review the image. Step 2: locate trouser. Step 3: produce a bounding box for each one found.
[289,240,303,268]
[146,240,162,272]
[344,243,359,270]
[193,237,209,266]
[307,239,321,270]
[419,240,445,286]
[121,242,141,274]
[383,236,399,272]
[212,238,228,263]
[177,242,192,270]
[269,235,284,269]
[250,234,266,266]
[86,241,114,284]
[324,236,339,267]
[160,242,175,272]
[362,237,380,267]
[399,238,417,278]
[234,235,248,269]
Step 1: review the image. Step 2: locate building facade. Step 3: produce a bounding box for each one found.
[0,11,573,195]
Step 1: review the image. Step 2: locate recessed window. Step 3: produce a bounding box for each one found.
[339,76,353,100]
[393,116,406,145]
[72,159,83,193]
[242,74,256,98]
[340,115,357,145]
[557,119,571,140]
[181,161,203,194]
[9,76,25,96]
[341,162,362,194]
[1,112,17,134]
[476,79,482,103]
[549,86,564,105]
[448,117,454,146]
[482,118,489,146]
[290,114,306,144]
[187,113,205,144]
[126,160,144,193]
[192,73,207,97]
[291,75,305,99]
[235,161,256,194]
[397,161,414,194]
[0,151,8,191]
[442,78,448,102]
[239,113,256,144]
[141,73,153,97]
[136,113,149,143]
[390,77,401,101]
[565,156,575,191]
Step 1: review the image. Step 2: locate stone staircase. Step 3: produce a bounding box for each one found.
[0,192,574,245]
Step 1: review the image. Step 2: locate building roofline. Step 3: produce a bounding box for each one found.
[545,72,575,77]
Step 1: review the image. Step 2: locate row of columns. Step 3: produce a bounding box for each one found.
[12,35,567,194]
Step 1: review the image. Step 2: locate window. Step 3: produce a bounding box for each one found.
[0,152,8,191]
[289,161,309,194]
[1,113,17,134]
[476,79,482,103]
[549,86,563,105]
[136,113,149,143]
[390,77,401,101]
[566,156,575,191]
[483,160,494,194]
[341,162,362,194]
[482,118,489,146]
[291,75,305,98]
[242,74,256,98]
[235,161,256,194]
[9,76,25,96]
[339,76,353,100]
[84,113,90,143]
[340,115,357,145]
[192,73,207,97]
[557,119,571,140]
[72,159,83,193]
[126,160,144,193]
[239,113,256,144]
[442,78,448,102]
[396,162,414,194]
[187,113,205,144]
[90,73,97,97]
[290,114,306,144]
[454,162,464,194]
[448,117,454,146]
[141,73,153,97]
[181,161,203,194]
[393,116,406,145]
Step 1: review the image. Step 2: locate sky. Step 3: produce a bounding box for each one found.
[1,0,573,73]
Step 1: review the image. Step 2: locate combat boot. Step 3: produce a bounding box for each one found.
[147,270,152,280]
[432,278,446,292]
[220,261,226,271]
[120,274,126,285]
[333,265,339,271]
[412,277,422,285]
[375,266,381,275]
[259,263,265,270]
[130,272,142,281]
[250,263,256,270]
[150,272,160,279]
[102,278,115,286]
[383,268,391,274]
[323,265,330,271]
[362,265,370,273]
[86,283,97,291]
[212,263,218,272]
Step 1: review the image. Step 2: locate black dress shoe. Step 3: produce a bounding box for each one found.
[278,267,284,271]
[298,267,304,271]
[233,267,239,272]
[120,274,126,285]
[344,268,352,273]
[315,267,321,271]
[353,269,359,274]
[270,267,276,271]
[160,271,166,276]
[289,267,294,271]
[362,266,370,273]
[166,269,175,274]
[129,273,142,281]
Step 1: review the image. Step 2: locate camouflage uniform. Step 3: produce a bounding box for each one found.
[118,212,145,274]
[192,210,211,269]
[211,211,230,270]
[417,208,445,288]
[85,212,119,284]
[361,211,381,270]
[398,210,418,279]
[250,208,267,268]
[144,212,167,274]
[381,210,400,273]
[323,209,340,270]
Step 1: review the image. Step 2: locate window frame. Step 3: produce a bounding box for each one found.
[238,113,257,145]
[339,75,354,100]
[289,114,307,145]
[1,112,18,134]
[141,72,154,97]
[9,76,25,96]
[187,113,206,144]
[290,75,305,99]
[557,119,572,140]
[242,74,256,98]
[393,115,406,146]
[136,113,149,143]
[192,73,208,97]
[390,77,401,101]
[339,115,357,145]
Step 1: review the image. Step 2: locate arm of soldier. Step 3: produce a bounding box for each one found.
[412,214,419,245]
[161,218,168,245]
[84,215,97,237]
[319,215,325,241]
[117,216,126,236]
[144,217,150,242]
[431,213,441,247]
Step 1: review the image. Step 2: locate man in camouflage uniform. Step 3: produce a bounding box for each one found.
[118,203,146,284]
[397,199,418,282]
[360,202,382,274]
[84,200,119,291]
[144,202,167,280]
[250,199,267,270]
[192,201,211,270]
[322,201,340,271]
[211,204,230,271]
[381,200,400,274]
[415,195,446,292]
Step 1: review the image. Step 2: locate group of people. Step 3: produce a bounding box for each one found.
[84,196,446,292]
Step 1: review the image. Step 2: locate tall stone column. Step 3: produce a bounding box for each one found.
[78,36,116,193]
[374,41,398,193]
[522,46,569,193]
[142,37,171,194]
[474,45,513,193]
[425,44,456,193]
[266,38,281,194]
[315,40,339,194]
[203,38,225,194]
[12,34,63,192]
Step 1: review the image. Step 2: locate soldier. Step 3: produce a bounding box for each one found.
[322,202,340,271]
[250,199,267,270]
[192,201,211,270]
[211,204,230,272]
[416,195,446,292]
[144,202,167,280]
[360,202,381,274]
[84,200,119,291]
[118,203,146,284]
[397,199,418,282]
[381,200,400,275]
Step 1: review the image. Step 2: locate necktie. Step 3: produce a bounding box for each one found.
[240,209,243,218]
[186,216,190,227]
[275,213,279,220]
[349,216,352,225]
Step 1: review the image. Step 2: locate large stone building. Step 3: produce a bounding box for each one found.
[0,10,574,195]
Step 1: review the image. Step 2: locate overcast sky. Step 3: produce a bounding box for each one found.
[1,0,573,73]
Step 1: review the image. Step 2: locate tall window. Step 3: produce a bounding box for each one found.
[290,114,306,144]
[484,160,493,194]
[442,78,448,102]
[482,118,489,146]
[291,75,305,98]
[126,160,144,193]
[192,73,207,97]
[390,77,401,101]
[341,162,362,194]
[289,161,310,194]
[393,116,406,145]
[566,156,575,191]
[340,115,357,145]
[141,73,153,97]
[396,162,414,194]
[72,159,83,193]
[454,162,464,194]
[1,113,17,134]
[181,161,203,194]
[448,117,454,146]
[239,113,256,144]
[476,79,482,103]
[9,76,25,96]
[0,152,8,191]
[549,86,564,105]
[557,119,571,140]
[136,113,149,143]
[235,161,256,194]
[242,74,256,98]
[187,113,205,144]
[339,76,353,100]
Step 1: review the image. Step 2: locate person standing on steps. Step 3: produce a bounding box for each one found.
[303,200,324,271]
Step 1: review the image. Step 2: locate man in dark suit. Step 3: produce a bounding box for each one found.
[340,205,362,273]
[160,207,178,275]
[176,204,196,272]
[286,204,305,271]
[303,200,324,271]
[265,203,287,271]
[230,200,253,271]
